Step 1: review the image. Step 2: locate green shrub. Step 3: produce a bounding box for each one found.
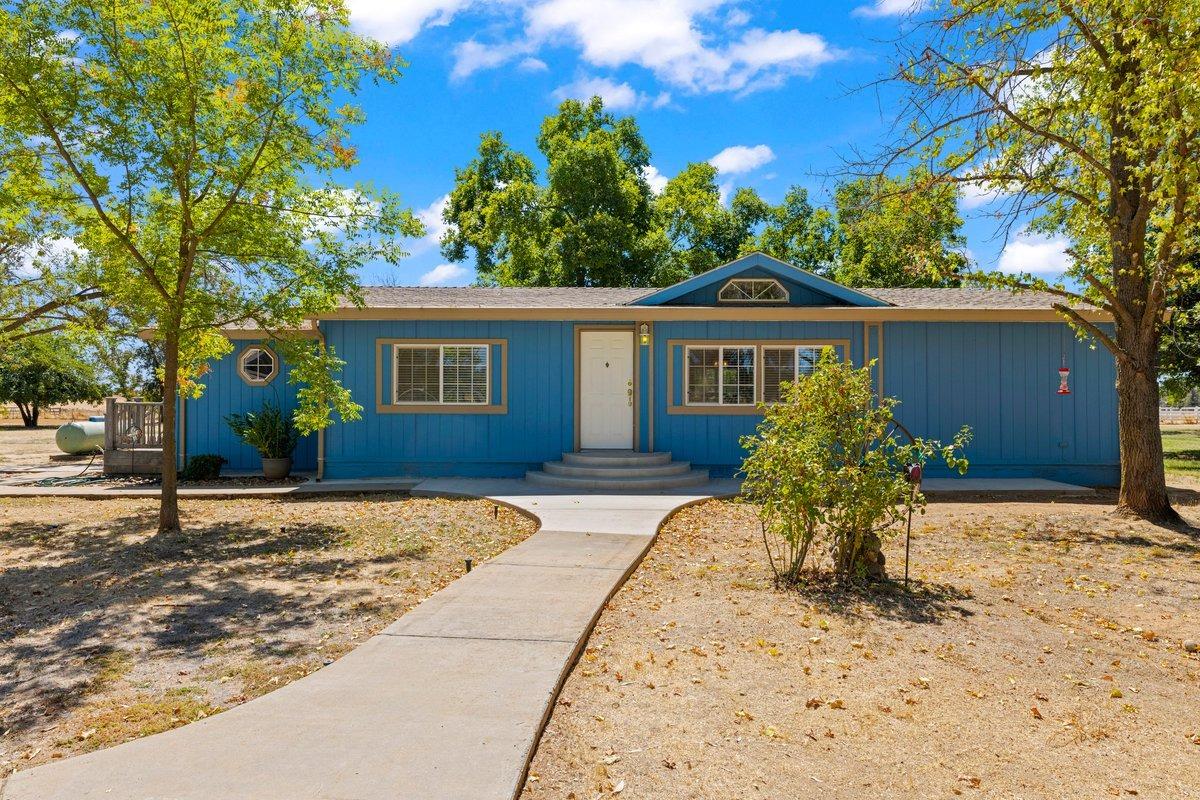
[740,349,971,585]
[225,402,300,459]
[181,454,226,481]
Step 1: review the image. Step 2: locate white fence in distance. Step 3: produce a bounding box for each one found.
[1161,406,1200,425]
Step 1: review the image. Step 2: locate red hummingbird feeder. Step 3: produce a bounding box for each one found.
[1057,359,1071,395]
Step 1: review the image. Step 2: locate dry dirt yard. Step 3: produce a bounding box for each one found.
[0,494,535,778]
[524,491,1200,800]
[0,424,61,469]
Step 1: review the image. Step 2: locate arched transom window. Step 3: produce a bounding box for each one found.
[717,278,789,303]
[238,346,277,386]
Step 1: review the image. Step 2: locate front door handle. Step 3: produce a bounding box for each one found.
[627,379,634,407]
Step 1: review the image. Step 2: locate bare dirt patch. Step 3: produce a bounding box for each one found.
[0,424,62,469]
[0,494,536,777]
[524,491,1200,800]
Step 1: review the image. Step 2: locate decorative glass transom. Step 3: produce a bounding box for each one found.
[717,278,788,304]
[238,347,277,385]
[395,344,489,405]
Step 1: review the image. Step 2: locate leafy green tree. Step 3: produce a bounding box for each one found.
[645,163,761,284]
[833,173,967,288]
[1160,283,1200,404]
[0,336,103,427]
[866,0,1200,521]
[443,98,655,286]
[746,186,840,273]
[0,223,106,342]
[740,351,970,584]
[0,0,420,531]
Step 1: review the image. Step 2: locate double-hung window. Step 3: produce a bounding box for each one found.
[395,344,488,405]
[685,346,756,406]
[762,345,822,403]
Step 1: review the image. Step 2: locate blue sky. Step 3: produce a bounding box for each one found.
[341,0,1071,287]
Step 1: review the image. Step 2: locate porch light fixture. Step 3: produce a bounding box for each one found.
[639,323,651,346]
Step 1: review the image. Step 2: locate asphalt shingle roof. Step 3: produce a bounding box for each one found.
[858,287,1070,310]
[355,285,1073,311]
[357,286,649,308]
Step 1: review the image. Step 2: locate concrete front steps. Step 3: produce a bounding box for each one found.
[526,450,709,490]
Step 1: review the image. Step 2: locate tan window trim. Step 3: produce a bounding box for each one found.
[375,338,508,415]
[236,345,278,387]
[667,339,850,415]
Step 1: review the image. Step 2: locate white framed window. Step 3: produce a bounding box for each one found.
[394,344,489,405]
[762,345,823,403]
[685,345,756,406]
[717,278,788,304]
[237,346,277,386]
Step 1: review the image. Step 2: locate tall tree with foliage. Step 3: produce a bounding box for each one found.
[0,0,420,531]
[833,173,967,288]
[865,0,1200,521]
[0,335,102,427]
[0,220,106,342]
[1160,281,1200,404]
[442,97,655,286]
[745,186,840,274]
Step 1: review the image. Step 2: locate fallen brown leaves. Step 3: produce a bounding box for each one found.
[523,495,1200,800]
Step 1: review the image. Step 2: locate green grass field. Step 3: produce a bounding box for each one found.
[1161,427,1200,478]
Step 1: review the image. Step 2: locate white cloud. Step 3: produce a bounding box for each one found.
[375,1,840,97]
[413,194,452,254]
[718,178,734,207]
[959,181,1004,210]
[528,3,839,94]
[346,0,475,45]
[16,237,85,278]
[996,231,1072,276]
[518,56,549,72]
[552,76,659,111]
[852,0,928,18]
[419,263,474,286]
[452,38,533,81]
[724,8,751,27]
[642,164,669,194]
[709,144,775,174]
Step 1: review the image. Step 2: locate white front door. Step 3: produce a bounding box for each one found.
[579,330,634,449]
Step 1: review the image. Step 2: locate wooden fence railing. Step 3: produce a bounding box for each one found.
[104,398,164,450]
[1161,406,1200,425]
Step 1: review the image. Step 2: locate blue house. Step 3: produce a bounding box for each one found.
[181,253,1119,487]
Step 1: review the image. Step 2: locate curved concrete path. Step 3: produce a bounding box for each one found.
[1,477,740,800]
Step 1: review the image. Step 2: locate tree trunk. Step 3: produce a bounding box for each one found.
[16,401,36,427]
[158,330,181,533]
[1114,348,1178,523]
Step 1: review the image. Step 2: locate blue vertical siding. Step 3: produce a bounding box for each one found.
[180,317,1120,485]
[318,320,606,478]
[651,320,863,472]
[882,322,1118,484]
[181,342,317,472]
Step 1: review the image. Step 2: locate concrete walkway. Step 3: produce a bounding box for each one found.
[1,478,740,800]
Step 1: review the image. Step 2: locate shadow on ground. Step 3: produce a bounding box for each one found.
[0,496,420,746]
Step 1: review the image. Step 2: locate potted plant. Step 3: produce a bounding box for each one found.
[225,402,299,479]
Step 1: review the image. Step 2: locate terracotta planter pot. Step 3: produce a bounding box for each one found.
[261,457,292,480]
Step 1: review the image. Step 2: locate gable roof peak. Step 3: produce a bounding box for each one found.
[630,252,893,308]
